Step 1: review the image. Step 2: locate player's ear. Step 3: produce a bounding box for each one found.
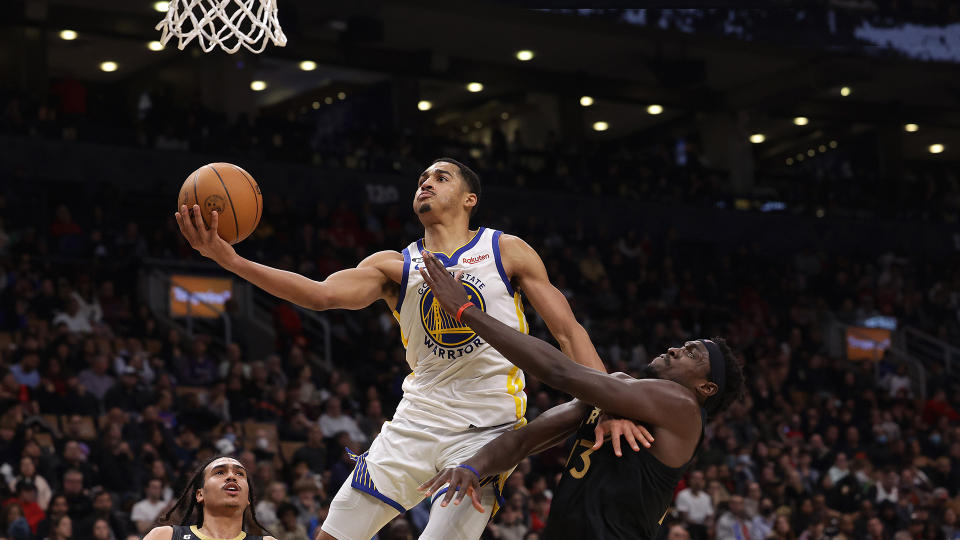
[463,192,477,212]
[196,488,204,505]
[697,380,718,399]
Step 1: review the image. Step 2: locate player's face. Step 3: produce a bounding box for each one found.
[647,341,709,382]
[197,457,249,511]
[413,163,473,219]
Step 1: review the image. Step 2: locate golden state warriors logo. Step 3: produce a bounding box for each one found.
[419,281,486,348]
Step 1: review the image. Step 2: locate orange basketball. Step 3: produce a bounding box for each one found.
[177,162,263,245]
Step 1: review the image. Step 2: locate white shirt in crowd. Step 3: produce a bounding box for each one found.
[318,414,367,444]
[130,498,167,525]
[675,488,714,525]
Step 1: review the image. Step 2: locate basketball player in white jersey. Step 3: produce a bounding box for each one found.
[175,158,650,540]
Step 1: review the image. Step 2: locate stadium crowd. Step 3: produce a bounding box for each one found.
[0,168,958,540]
[3,84,960,226]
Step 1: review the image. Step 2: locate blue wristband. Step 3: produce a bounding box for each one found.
[457,464,480,478]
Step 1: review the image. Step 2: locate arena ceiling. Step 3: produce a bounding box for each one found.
[6,0,960,162]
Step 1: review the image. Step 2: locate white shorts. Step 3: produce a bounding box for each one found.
[320,416,517,540]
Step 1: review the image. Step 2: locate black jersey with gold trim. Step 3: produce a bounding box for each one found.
[542,407,702,540]
[170,525,263,540]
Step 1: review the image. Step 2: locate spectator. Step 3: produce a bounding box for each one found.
[90,518,114,540]
[715,495,752,540]
[130,479,166,535]
[870,469,900,504]
[76,491,127,540]
[103,367,150,413]
[10,349,40,389]
[77,356,115,402]
[770,515,797,540]
[675,470,713,540]
[666,523,691,539]
[528,493,550,534]
[273,503,308,540]
[8,456,51,510]
[865,516,885,540]
[3,503,31,540]
[489,504,527,540]
[254,481,287,529]
[291,427,327,475]
[290,479,319,535]
[35,494,70,540]
[61,469,92,522]
[4,481,45,535]
[827,453,850,484]
[749,498,776,539]
[317,397,366,444]
[578,246,607,285]
[44,514,72,540]
[52,296,93,334]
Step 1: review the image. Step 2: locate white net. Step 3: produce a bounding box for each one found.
[156,0,287,54]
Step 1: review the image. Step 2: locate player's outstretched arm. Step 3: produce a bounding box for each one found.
[418,399,594,511]
[419,252,700,429]
[499,234,605,372]
[175,204,400,311]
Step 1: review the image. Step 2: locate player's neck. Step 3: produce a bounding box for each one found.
[422,219,475,255]
[196,511,245,539]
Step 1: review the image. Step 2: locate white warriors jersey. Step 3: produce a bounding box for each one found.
[392,227,528,432]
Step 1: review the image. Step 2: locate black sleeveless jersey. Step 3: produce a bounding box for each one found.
[170,525,263,540]
[542,406,702,540]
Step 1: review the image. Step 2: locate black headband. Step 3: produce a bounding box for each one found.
[701,339,726,396]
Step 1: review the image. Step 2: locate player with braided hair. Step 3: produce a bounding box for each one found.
[144,457,273,540]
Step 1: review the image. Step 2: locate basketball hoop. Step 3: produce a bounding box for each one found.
[156,0,287,54]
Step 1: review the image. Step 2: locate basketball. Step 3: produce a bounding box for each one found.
[177,162,263,245]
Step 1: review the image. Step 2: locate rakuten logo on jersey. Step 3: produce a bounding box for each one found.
[462,254,490,265]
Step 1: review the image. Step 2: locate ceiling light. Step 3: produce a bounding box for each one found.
[515,50,534,61]
[337,92,346,100]
[793,116,809,126]
[807,149,816,157]
[592,121,609,132]
[829,140,838,148]
[59,30,77,41]
[99,61,118,72]
[466,82,484,93]
[749,134,766,144]
[299,60,317,71]
[417,100,432,111]
[580,96,594,107]
[929,144,945,154]
[796,154,805,162]
[904,123,919,132]
[786,157,794,165]
[840,86,851,97]
[153,1,169,12]
[461,126,469,133]
[250,80,267,91]
[818,144,827,153]
[500,112,510,120]
[474,121,483,129]
[147,41,164,51]
[311,101,320,110]
[324,97,333,104]
[647,104,663,115]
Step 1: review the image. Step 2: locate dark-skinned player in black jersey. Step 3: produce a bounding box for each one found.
[143,457,275,540]
[415,251,745,540]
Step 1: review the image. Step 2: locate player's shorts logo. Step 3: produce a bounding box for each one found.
[420,281,486,347]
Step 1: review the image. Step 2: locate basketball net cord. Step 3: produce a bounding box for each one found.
[156,0,287,54]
